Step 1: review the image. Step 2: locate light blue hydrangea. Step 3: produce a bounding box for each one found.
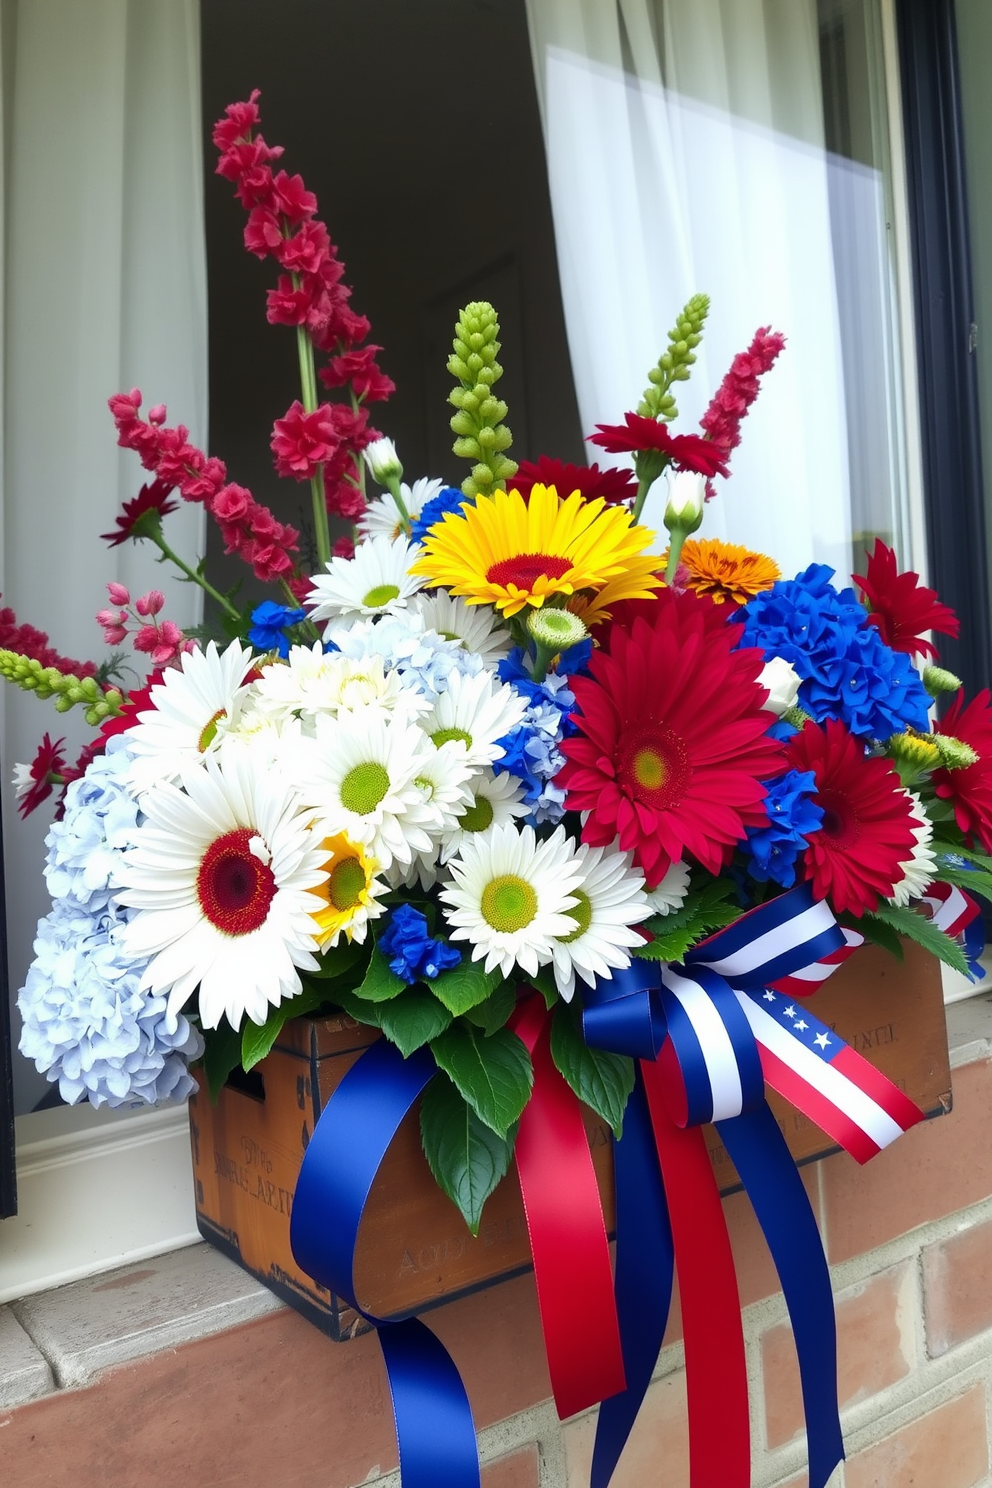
[328,613,484,703]
[18,736,204,1109]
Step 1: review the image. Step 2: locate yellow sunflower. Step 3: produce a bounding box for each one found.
[674,538,780,606]
[311,832,384,948]
[409,483,662,618]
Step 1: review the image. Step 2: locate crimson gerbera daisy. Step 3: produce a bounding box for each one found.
[932,689,992,852]
[853,540,959,659]
[13,734,66,818]
[509,456,637,506]
[101,479,179,547]
[557,592,786,885]
[588,413,730,479]
[785,719,919,916]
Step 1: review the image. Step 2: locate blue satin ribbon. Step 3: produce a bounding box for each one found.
[290,1037,481,1488]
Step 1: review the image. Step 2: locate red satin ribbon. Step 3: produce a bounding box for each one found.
[512,996,626,1419]
[642,1058,751,1488]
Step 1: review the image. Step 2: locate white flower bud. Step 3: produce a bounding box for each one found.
[758,656,801,716]
[363,436,403,485]
[663,470,705,533]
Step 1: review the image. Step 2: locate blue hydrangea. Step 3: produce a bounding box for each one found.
[18,737,203,1109]
[328,613,483,703]
[410,486,473,544]
[742,769,824,888]
[493,649,577,824]
[248,600,305,658]
[378,904,462,982]
[736,564,930,739]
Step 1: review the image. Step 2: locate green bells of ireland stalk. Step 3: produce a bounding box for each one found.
[0,651,124,726]
[631,292,710,523]
[448,302,517,499]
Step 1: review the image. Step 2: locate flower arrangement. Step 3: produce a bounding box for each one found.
[9,93,992,1488]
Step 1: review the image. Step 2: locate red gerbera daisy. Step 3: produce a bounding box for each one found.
[588,413,730,479]
[932,689,992,851]
[508,456,637,506]
[558,591,785,884]
[101,479,179,547]
[785,719,919,916]
[853,540,959,659]
[14,734,66,819]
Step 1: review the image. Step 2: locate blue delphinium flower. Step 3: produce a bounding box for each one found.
[737,563,930,739]
[18,736,203,1108]
[249,600,306,658]
[378,904,461,982]
[493,649,578,824]
[742,769,824,888]
[410,486,473,545]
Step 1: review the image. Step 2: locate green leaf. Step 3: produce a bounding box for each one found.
[306,937,369,980]
[520,964,559,1010]
[201,1018,243,1102]
[933,837,992,873]
[845,912,904,961]
[428,1023,533,1137]
[867,903,970,977]
[461,979,516,1035]
[637,876,742,961]
[420,1074,515,1235]
[634,922,702,963]
[429,959,503,1016]
[241,983,333,1072]
[329,987,383,1029]
[550,1003,634,1138]
[933,858,992,906]
[377,989,453,1057]
[353,945,407,1002]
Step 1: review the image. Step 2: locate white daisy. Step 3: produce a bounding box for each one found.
[420,668,528,770]
[126,640,255,795]
[404,740,475,838]
[643,858,692,915]
[251,643,427,731]
[408,590,513,667]
[358,477,443,542]
[889,791,937,907]
[438,769,529,861]
[117,744,328,1030]
[548,843,650,1001]
[306,533,425,630]
[292,707,437,870]
[440,822,584,978]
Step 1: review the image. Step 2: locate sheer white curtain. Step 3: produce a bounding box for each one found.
[525,0,853,574]
[1,0,207,1113]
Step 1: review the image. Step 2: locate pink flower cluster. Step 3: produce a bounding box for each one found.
[109,391,301,587]
[0,599,98,679]
[700,327,786,455]
[97,583,192,667]
[212,92,394,520]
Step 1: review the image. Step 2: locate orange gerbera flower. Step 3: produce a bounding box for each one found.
[675,538,779,606]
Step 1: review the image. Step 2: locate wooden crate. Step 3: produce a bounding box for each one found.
[189,938,950,1340]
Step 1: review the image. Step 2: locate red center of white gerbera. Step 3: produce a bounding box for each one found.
[486,553,572,589]
[616,725,691,812]
[197,828,276,935]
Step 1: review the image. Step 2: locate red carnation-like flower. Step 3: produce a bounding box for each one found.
[699,327,786,457]
[14,734,67,819]
[853,540,959,660]
[785,719,919,916]
[101,479,179,547]
[509,456,637,506]
[558,591,785,884]
[588,413,730,479]
[932,689,992,852]
[270,400,339,480]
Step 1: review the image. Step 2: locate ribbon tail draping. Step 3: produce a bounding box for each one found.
[591,1071,675,1488]
[717,1103,844,1488]
[512,996,626,1419]
[642,1057,751,1488]
[290,1038,481,1488]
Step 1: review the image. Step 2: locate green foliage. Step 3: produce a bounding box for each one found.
[353,944,407,1002]
[845,912,904,961]
[241,983,335,1072]
[633,876,741,962]
[932,853,992,908]
[201,1017,243,1102]
[429,959,503,1016]
[636,293,710,423]
[420,1074,516,1235]
[377,989,453,1056]
[448,301,518,498]
[550,1003,634,1138]
[866,903,969,977]
[429,1022,533,1137]
[461,979,517,1036]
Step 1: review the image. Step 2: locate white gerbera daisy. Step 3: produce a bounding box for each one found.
[889,791,937,907]
[549,843,650,1001]
[440,822,584,978]
[403,741,475,838]
[251,643,427,731]
[117,745,328,1029]
[358,477,443,542]
[306,533,425,630]
[408,591,512,667]
[293,707,437,870]
[439,769,528,861]
[420,668,528,770]
[126,640,255,794]
[643,858,692,914]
